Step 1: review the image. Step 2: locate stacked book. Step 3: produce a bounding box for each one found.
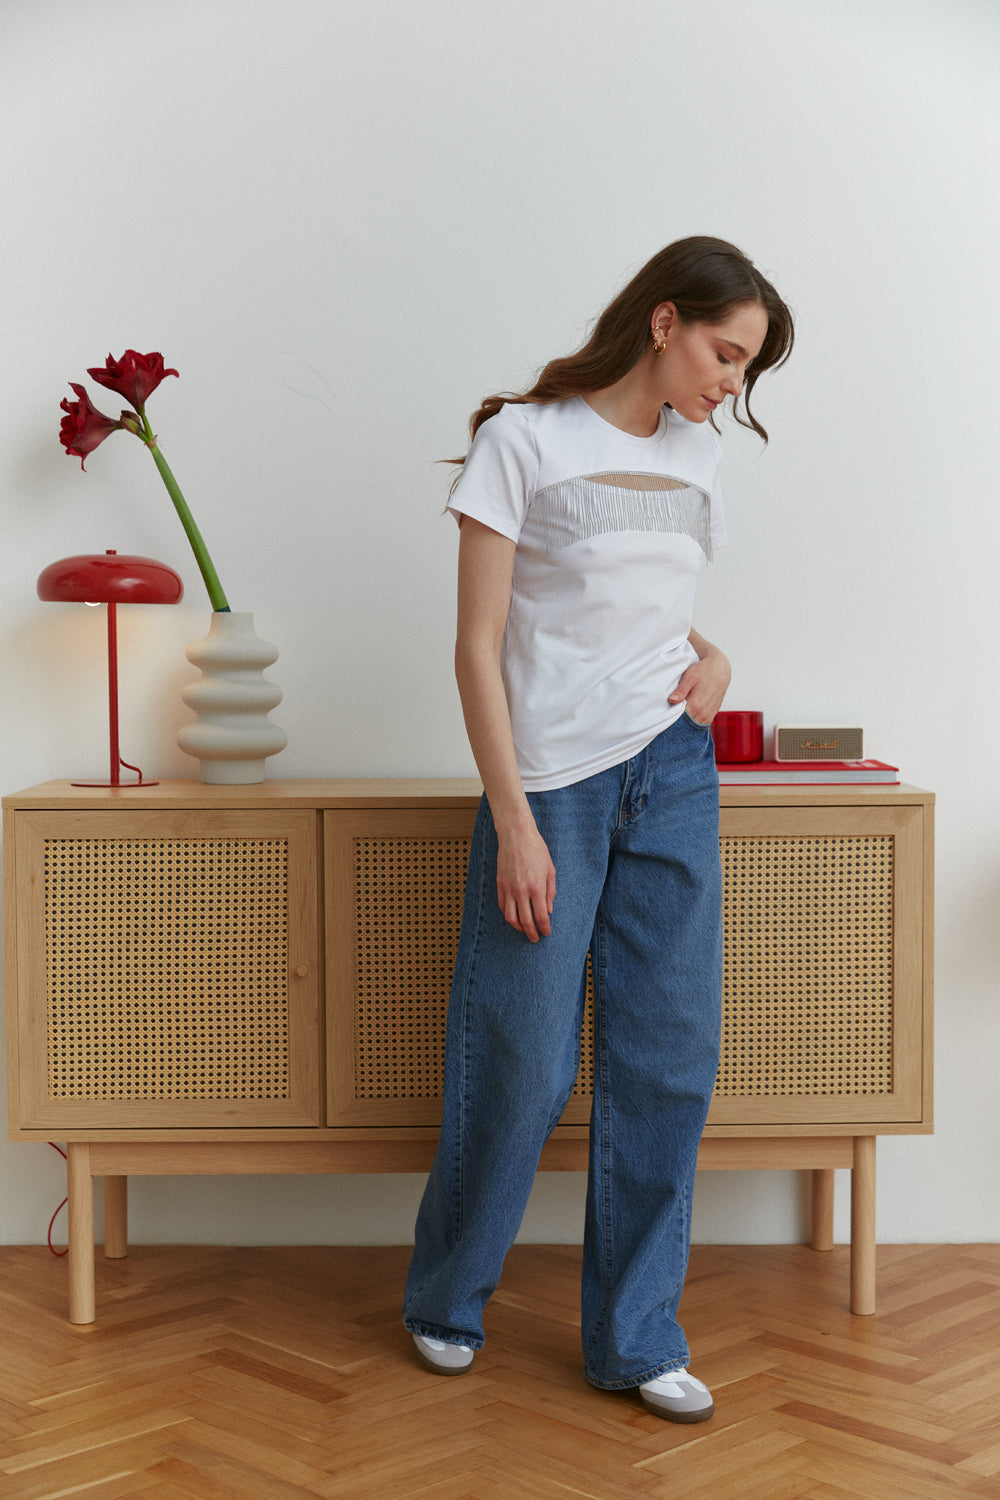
[716,758,899,786]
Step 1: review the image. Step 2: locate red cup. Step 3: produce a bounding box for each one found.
[711,710,763,763]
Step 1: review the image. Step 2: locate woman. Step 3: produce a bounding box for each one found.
[403,236,794,1422]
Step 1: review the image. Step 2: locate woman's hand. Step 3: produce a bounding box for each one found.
[669,632,732,725]
[495,817,556,943]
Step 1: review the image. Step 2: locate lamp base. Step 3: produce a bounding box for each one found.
[71,753,157,788]
[71,779,160,788]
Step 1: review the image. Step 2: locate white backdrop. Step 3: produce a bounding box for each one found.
[2,0,998,1249]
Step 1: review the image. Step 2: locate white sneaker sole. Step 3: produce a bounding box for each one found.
[411,1333,475,1376]
[639,1370,714,1423]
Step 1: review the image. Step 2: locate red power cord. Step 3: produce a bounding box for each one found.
[47,1143,68,1256]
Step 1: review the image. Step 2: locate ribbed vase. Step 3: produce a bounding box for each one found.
[178,611,287,784]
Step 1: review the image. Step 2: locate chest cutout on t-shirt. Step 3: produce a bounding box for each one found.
[528,471,712,559]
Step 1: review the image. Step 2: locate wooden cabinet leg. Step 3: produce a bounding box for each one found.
[67,1144,96,1325]
[104,1176,128,1259]
[811,1168,835,1251]
[850,1136,877,1316]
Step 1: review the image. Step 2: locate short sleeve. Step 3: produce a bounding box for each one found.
[446,405,539,542]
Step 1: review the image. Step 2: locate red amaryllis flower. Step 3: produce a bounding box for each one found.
[59,384,126,469]
[58,352,229,610]
[87,350,178,412]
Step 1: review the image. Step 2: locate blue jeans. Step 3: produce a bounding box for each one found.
[403,714,723,1390]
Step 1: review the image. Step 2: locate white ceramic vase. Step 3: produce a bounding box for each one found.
[177,611,287,784]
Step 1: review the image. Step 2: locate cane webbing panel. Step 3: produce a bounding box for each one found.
[353,838,464,1100]
[717,834,894,1097]
[351,830,895,1104]
[44,838,289,1100]
[353,836,596,1101]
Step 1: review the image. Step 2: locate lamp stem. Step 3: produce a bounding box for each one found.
[107,600,121,787]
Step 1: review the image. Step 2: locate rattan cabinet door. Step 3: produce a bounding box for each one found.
[9,809,321,1130]
[325,808,472,1127]
[709,803,929,1127]
[324,807,596,1127]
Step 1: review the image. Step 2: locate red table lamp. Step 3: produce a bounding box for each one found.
[37,549,183,787]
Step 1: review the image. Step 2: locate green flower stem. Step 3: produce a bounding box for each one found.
[138,415,229,612]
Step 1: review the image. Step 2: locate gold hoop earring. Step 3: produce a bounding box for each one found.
[652,334,666,355]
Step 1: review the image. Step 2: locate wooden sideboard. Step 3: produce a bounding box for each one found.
[3,779,934,1323]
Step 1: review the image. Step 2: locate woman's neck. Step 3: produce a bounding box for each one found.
[583,358,664,437]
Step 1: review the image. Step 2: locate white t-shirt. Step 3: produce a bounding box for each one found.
[448,396,725,792]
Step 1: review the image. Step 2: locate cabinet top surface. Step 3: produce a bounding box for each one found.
[3,777,934,810]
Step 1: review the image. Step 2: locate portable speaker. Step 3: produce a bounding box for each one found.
[773,724,864,761]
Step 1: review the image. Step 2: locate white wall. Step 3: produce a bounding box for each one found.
[2,0,998,1250]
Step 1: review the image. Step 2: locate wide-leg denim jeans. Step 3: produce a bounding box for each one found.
[403,712,723,1390]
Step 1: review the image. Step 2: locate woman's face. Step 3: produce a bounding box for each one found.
[653,300,770,424]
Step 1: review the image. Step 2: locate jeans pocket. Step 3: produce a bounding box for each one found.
[682,710,712,731]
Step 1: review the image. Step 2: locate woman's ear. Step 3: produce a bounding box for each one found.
[650,301,678,341]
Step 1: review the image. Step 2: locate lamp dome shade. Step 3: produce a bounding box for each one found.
[37,552,184,605]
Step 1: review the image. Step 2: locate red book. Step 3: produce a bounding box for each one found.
[717,759,899,786]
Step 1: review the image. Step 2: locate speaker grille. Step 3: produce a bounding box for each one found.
[775,725,864,760]
[350,829,894,1104]
[44,837,290,1101]
[718,834,893,1096]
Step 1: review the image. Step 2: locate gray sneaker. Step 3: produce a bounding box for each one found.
[638,1368,714,1423]
[411,1333,475,1375]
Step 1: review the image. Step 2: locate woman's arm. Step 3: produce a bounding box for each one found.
[455,517,556,942]
[668,628,732,725]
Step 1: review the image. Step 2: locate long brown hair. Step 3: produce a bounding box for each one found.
[454,236,794,468]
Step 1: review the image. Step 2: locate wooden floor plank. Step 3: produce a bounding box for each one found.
[795,1437,1000,1498]
[32,1473,163,1500]
[1,1410,193,1475]
[2,1244,1000,1497]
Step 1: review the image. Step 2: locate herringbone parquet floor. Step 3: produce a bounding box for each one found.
[0,1242,998,1498]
